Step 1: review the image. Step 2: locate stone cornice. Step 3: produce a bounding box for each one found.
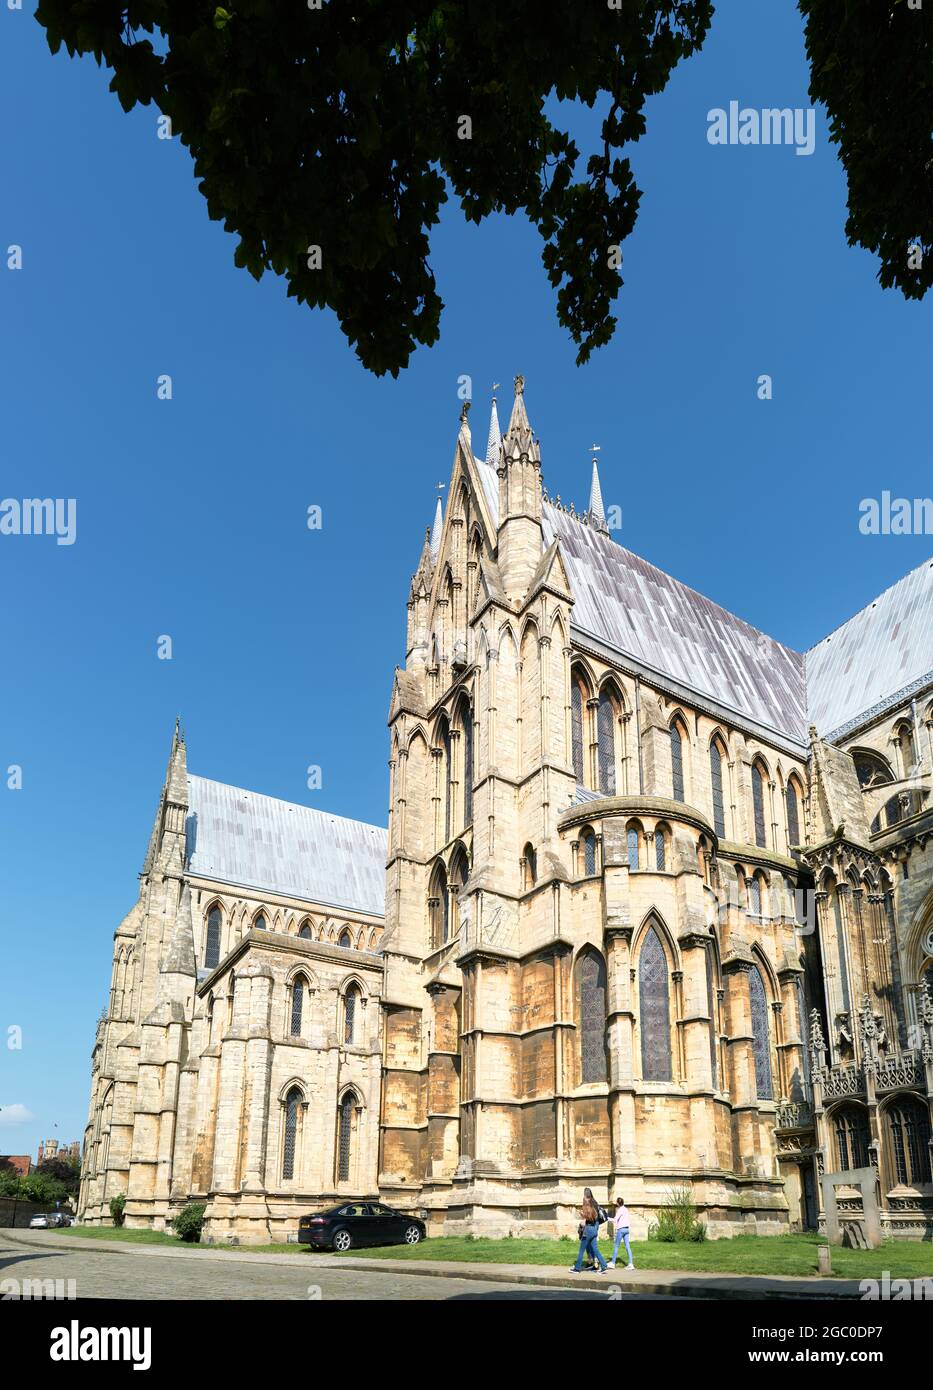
[558,793,715,839]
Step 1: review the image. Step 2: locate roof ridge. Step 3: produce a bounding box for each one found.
[804,554,933,654]
[186,773,387,837]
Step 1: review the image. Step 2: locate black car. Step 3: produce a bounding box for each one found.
[298,1201,425,1252]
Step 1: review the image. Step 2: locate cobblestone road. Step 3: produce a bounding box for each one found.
[1,1231,613,1301]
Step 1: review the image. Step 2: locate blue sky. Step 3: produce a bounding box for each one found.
[1,1,930,1159]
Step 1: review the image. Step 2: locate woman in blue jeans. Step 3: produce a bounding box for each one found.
[570,1187,607,1273]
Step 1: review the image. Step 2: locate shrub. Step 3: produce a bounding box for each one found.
[172,1202,207,1243]
[648,1185,706,1243]
[109,1194,126,1228]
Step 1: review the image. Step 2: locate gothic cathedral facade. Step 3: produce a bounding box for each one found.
[79,380,933,1243]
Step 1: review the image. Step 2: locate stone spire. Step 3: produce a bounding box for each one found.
[142,720,189,877]
[588,455,607,530]
[503,373,538,461]
[485,391,502,465]
[430,497,443,561]
[497,375,543,594]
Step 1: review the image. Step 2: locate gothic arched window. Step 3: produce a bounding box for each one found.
[627,824,640,872]
[282,1086,301,1180]
[705,945,719,1089]
[580,827,597,876]
[886,1096,932,1186]
[749,875,762,917]
[639,927,672,1081]
[749,966,773,1100]
[785,779,801,847]
[441,719,452,844]
[429,861,449,947]
[461,700,474,827]
[290,978,304,1037]
[834,1104,870,1172]
[576,950,607,1083]
[338,929,352,948]
[204,906,222,971]
[254,912,267,932]
[596,689,617,795]
[655,827,667,871]
[571,675,586,785]
[337,1090,357,1183]
[523,842,537,888]
[710,740,726,838]
[752,763,767,848]
[670,722,685,802]
[344,985,361,1045]
[298,922,312,939]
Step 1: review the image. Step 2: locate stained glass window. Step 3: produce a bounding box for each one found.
[577,950,607,1083]
[886,1098,931,1186]
[462,704,473,826]
[338,1091,356,1182]
[749,966,772,1100]
[752,765,767,847]
[442,721,452,843]
[671,723,684,802]
[833,893,851,1014]
[204,907,221,971]
[655,829,666,871]
[597,691,616,795]
[571,679,585,785]
[705,946,718,1088]
[345,986,358,1044]
[785,781,800,846]
[639,927,672,1081]
[834,1105,870,1172]
[710,742,726,838]
[627,827,639,872]
[581,829,597,876]
[749,876,761,917]
[290,978,303,1037]
[282,1086,300,1180]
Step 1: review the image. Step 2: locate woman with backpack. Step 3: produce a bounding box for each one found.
[570,1186,607,1273]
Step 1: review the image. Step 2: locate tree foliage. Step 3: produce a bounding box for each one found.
[35,1,713,375]
[799,0,933,300]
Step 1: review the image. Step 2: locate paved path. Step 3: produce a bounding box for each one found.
[0,1230,621,1301]
[1,1228,863,1299]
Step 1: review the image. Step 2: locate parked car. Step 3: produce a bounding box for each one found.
[28,1213,69,1229]
[298,1202,425,1252]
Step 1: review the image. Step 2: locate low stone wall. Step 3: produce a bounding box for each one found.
[0,1198,74,1229]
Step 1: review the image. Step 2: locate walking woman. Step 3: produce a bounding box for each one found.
[608,1196,635,1270]
[570,1187,607,1273]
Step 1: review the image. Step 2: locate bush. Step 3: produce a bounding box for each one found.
[172,1202,207,1243]
[648,1185,706,1243]
[109,1194,126,1228]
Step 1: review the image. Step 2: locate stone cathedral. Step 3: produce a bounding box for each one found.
[79,380,933,1244]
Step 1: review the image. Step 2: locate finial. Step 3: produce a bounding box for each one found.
[459,399,471,425]
[492,381,500,399]
[514,374,524,396]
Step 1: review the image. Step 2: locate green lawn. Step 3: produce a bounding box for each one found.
[357,1232,933,1279]
[47,1224,933,1279]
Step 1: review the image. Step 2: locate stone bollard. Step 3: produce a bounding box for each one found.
[817,1245,832,1276]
